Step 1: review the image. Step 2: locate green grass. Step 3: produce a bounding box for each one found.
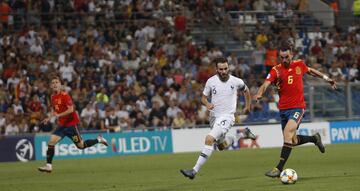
[1,143,360,191]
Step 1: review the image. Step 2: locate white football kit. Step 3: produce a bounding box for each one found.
[203,74,247,142]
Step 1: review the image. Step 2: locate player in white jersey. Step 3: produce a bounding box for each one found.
[180,57,255,180]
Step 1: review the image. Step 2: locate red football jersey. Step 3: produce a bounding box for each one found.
[51,91,80,127]
[266,60,309,110]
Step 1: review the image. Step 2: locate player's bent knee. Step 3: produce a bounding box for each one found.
[292,135,298,144]
[48,140,57,146]
[205,135,215,145]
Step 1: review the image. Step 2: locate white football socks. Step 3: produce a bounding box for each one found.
[236,131,245,140]
[193,145,214,173]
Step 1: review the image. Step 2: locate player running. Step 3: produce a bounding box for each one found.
[256,40,337,178]
[38,76,108,173]
[180,57,255,180]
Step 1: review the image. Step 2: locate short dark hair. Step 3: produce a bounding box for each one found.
[213,57,228,67]
[279,39,293,52]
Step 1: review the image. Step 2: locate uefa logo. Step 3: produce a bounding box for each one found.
[15,139,34,162]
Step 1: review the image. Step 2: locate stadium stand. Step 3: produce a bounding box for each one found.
[0,0,359,135]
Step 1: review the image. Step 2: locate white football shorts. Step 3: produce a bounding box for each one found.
[209,116,234,142]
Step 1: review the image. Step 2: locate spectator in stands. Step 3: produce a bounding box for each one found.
[349,63,359,82]
[115,101,131,124]
[295,0,308,11]
[59,60,77,83]
[271,0,287,19]
[166,100,182,121]
[238,57,251,78]
[12,98,24,115]
[135,93,149,113]
[0,99,8,113]
[0,112,5,134]
[87,113,104,131]
[16,76,31,109]
[353,0,360,17]
[329,61,345,81]
[227,52,238,71]
[164,87,178,101]
[208,47,223,60]
[310,39,323,57]
[171,111,186,129]
[283,5,295,23]
[174,8,187,33]
[0,1,11,29]
[80,103,96,129]
[0,82,7,103]
[253,0,269,12]
[27,95,43,133]
[11,0,27,29]
[18,118,29,133]
[256,31,268,46]
[30,38,44,56]
[252,43,266,74]
[5,118,19,135]
[329,0,339,24]
[96,87,109,110]
[232,24,247,41]
[104,107,121,132]
[177,86,188,103]
[149,101,168,128]
[225,0,240,19]
[265,42,278,73]
[133,111,148,130]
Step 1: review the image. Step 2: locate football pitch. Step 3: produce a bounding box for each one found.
[1,143,359,191]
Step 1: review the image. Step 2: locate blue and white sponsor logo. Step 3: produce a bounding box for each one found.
[111,134,171,155]
[296,122,331,144]
[330,121,360,144]
[298,128,309,136]
[35,130,173,160]
[297,126,327,137]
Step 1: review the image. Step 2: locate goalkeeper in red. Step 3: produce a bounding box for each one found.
[38,76,108,173]
[256,40,337,178]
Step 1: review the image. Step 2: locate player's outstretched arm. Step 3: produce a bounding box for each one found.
[242,86,251,114]
[256,80,271,101]
[307,67,337,90]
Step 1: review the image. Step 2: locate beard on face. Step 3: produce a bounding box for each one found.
[282,59,291,67]
[218,72,229,82]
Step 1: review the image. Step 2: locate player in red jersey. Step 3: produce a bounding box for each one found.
[38,77,108,173]
[256,40,337,178]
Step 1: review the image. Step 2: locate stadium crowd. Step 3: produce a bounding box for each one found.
[0,0,359,135]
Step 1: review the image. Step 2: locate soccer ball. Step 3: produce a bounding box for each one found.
[280,168,298,184]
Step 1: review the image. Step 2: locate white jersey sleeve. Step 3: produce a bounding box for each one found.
[236,78,247,92]
[203,79,212,96]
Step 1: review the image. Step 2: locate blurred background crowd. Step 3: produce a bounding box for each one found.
[0,0,359,135]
